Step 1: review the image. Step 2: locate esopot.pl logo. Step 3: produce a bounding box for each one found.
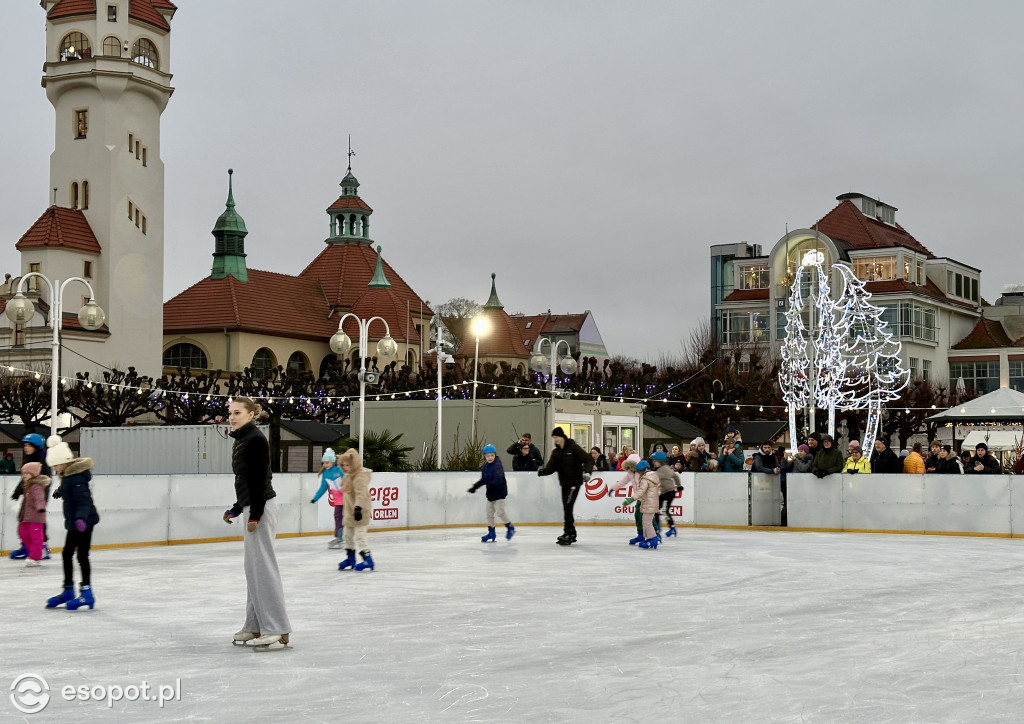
[11,673,50,714]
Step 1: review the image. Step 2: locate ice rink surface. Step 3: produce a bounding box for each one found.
[4,525,1024,723]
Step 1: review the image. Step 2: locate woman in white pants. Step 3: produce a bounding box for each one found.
[223,397,292,648]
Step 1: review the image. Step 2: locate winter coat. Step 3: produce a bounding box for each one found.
[752,451,780,474]
[538,439,594,487]
[718,445,745,473]
[924,453,943,474]
[967,452,1002,475]
[339,448,373,527]
[790,453,814,473]
[654,464,680,493]
[55,458,99,531]
[506,442,543,470]
[688,450,711,472]
[634,471,661,514]
[842,456,871,474]
[10,446,50,500]
[470,458,508,501]
[937,456,964,474]
[312,465,344,506]
[903,451,926,474]
[870,446,901,474]
[19,474,50,524]
[228,422,276,522]
[811,437,845,476]
[0,454,15,474]
[591,454,610,471]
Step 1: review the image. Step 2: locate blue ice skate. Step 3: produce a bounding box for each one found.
[481,527,496,543]
[665,526,678,537]
[628,533,644,545]
[66,584,95,610]
[505,524,515,540]
[46,585,75,608]
[338,550,356,570]
[9,545,27,560]
[354,552,375,571]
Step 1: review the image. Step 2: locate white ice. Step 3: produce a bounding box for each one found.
[3,526,1024,723]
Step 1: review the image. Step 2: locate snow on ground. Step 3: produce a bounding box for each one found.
[3,525,1024,723]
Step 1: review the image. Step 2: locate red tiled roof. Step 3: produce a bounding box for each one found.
[721,288,770,302]
[951,318,1016,350]
[813,200,934,258]
[150,0,177,10]
[15,206,102,253]
[454,308,533,358]
[513,312,588,337]
[327,196,373,212]
[298,244,430,324]
[861,277,977,310]
[129,0,170,31]
[48,0,95,20]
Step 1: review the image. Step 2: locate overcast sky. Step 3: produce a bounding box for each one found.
[2,1,1023,361]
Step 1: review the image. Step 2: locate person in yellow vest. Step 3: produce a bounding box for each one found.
[842,446,871,474]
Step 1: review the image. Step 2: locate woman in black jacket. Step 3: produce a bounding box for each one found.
[589,447,610,471]
[223,397,291,649]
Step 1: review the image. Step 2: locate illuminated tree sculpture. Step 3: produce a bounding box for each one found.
[779,253,909,451]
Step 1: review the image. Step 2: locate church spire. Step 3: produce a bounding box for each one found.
[483,273,503,310]
[326,139,373,245]
[211,168,248,281]
[368,245,391,288]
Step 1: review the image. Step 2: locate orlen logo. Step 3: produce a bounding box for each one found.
[373,508,398,521]
[584,476,608,501]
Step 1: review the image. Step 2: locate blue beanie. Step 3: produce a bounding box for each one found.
[482,444,497,454]
[321,448,337,463]
[635,460,650,471]
[651,451,668,462]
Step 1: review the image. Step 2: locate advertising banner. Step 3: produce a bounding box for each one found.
[572,471,695,524]
[316,472,408,530]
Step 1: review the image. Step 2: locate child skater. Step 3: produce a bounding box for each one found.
[467,444,515,542]
[631,460,662,549]
[44,435,100,610]
[337,448,374,572]
[17,462,49,568]
[310,448,344,548]
[610,453,644,545]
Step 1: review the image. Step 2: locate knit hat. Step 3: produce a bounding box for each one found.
[21,461,41,478]
[808,432,822,442]
[45,435,74,467]
[797,444,810,453]
[551,427,567,439]
[691,437,706,446]
[942,445,952,453]
[975,442,988,451]
[321,448,336,463]
[651,451,667,462]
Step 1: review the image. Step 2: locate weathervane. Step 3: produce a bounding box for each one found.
[347,134,355,173]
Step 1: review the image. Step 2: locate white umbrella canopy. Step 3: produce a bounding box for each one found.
[926,387,1024,423]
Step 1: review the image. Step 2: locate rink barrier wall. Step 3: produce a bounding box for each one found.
[2,471,1023,553]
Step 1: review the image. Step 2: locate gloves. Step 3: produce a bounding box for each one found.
[9,492,19,501]
[354,506,363,522]
[38,508,46,514]
[581,473,591,483]
[74,519,87,532]
[52,489,62,499]
[467,486,477,494]
[223,509,236,524]
[623,497,635,506]
[310,498,316,504]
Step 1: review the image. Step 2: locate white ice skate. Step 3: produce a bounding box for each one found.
[246,633,291,651]
[232,630,260,646]
[24,559,42,568]
[327,538,343,549]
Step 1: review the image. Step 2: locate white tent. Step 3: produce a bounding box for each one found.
[960,430,1023,453]
[926,387,1024,424]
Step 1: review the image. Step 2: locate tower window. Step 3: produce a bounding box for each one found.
[28,263,41,292]
[83,260,92,279]
[131,38,159,70]
[75,110,88,139]
[108,5,118,22]
[135,140,140,159]
[141,215,147,235]
[82,180,89,209]
[128,132,133,150]
[59,32,92,61]
[102,35,122,56]
[135,209,140,227]
[142,147,148,167]
[128,200,134,219]
[13,325,25,347]
[71,182,80,209]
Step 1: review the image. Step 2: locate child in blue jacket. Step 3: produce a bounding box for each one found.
[467,444,515,542]
[311,448,344,548]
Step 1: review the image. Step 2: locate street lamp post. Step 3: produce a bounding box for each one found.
[470,315,490,440]
[5,273,106,438]
[329,313,398,456]
[427,319,454,468]
[529,338,577,446]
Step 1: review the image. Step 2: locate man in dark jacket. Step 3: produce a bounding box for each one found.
[967,442,1002,474]
[811,435,845,478]
[538,427,594,545]
[506,434,543,470]
[869,438,901,474]
[752,442,781,474]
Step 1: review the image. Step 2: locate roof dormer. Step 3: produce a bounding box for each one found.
[836,192,897,226]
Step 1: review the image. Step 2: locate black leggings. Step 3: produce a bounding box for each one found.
[561,485,580,535]
[658,491,676,527]
[63,526,93,587]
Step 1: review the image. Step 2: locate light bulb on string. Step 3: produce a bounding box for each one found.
[711,403,716,410]
[687,402,691,408]
[759,405,764,412]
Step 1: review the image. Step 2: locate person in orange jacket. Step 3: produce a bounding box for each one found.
[903,442,926,474]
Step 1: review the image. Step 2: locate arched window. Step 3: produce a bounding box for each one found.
[251,348,275,379]
[59,32,92,61]
[102,36,122,57]
[71,182,79,209]
[406,350,416,368]
[162,343,208,369]
[287,352,309,374]
[130,38,159,69]
[319,355,338,379]
[82,180,90,209]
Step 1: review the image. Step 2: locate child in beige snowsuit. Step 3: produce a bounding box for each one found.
[632,460,662,549]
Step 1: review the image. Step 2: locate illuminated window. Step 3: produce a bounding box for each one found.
[75,109,88,139]
[131,38,159,69]
[737,265,769,290]
[59,32,91,61]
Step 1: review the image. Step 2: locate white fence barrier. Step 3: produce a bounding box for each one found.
[3,471,1023,552]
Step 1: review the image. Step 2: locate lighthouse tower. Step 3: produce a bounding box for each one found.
[4,1,176,379]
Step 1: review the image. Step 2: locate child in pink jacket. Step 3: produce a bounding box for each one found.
[17,462,49,567]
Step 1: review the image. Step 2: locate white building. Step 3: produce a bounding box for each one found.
[1,0,176,379]
[712,192,1023,391]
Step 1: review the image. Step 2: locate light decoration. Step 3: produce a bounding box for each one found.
[779,251,909,452]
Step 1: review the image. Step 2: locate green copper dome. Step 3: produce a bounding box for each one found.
[213,168,248,234]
